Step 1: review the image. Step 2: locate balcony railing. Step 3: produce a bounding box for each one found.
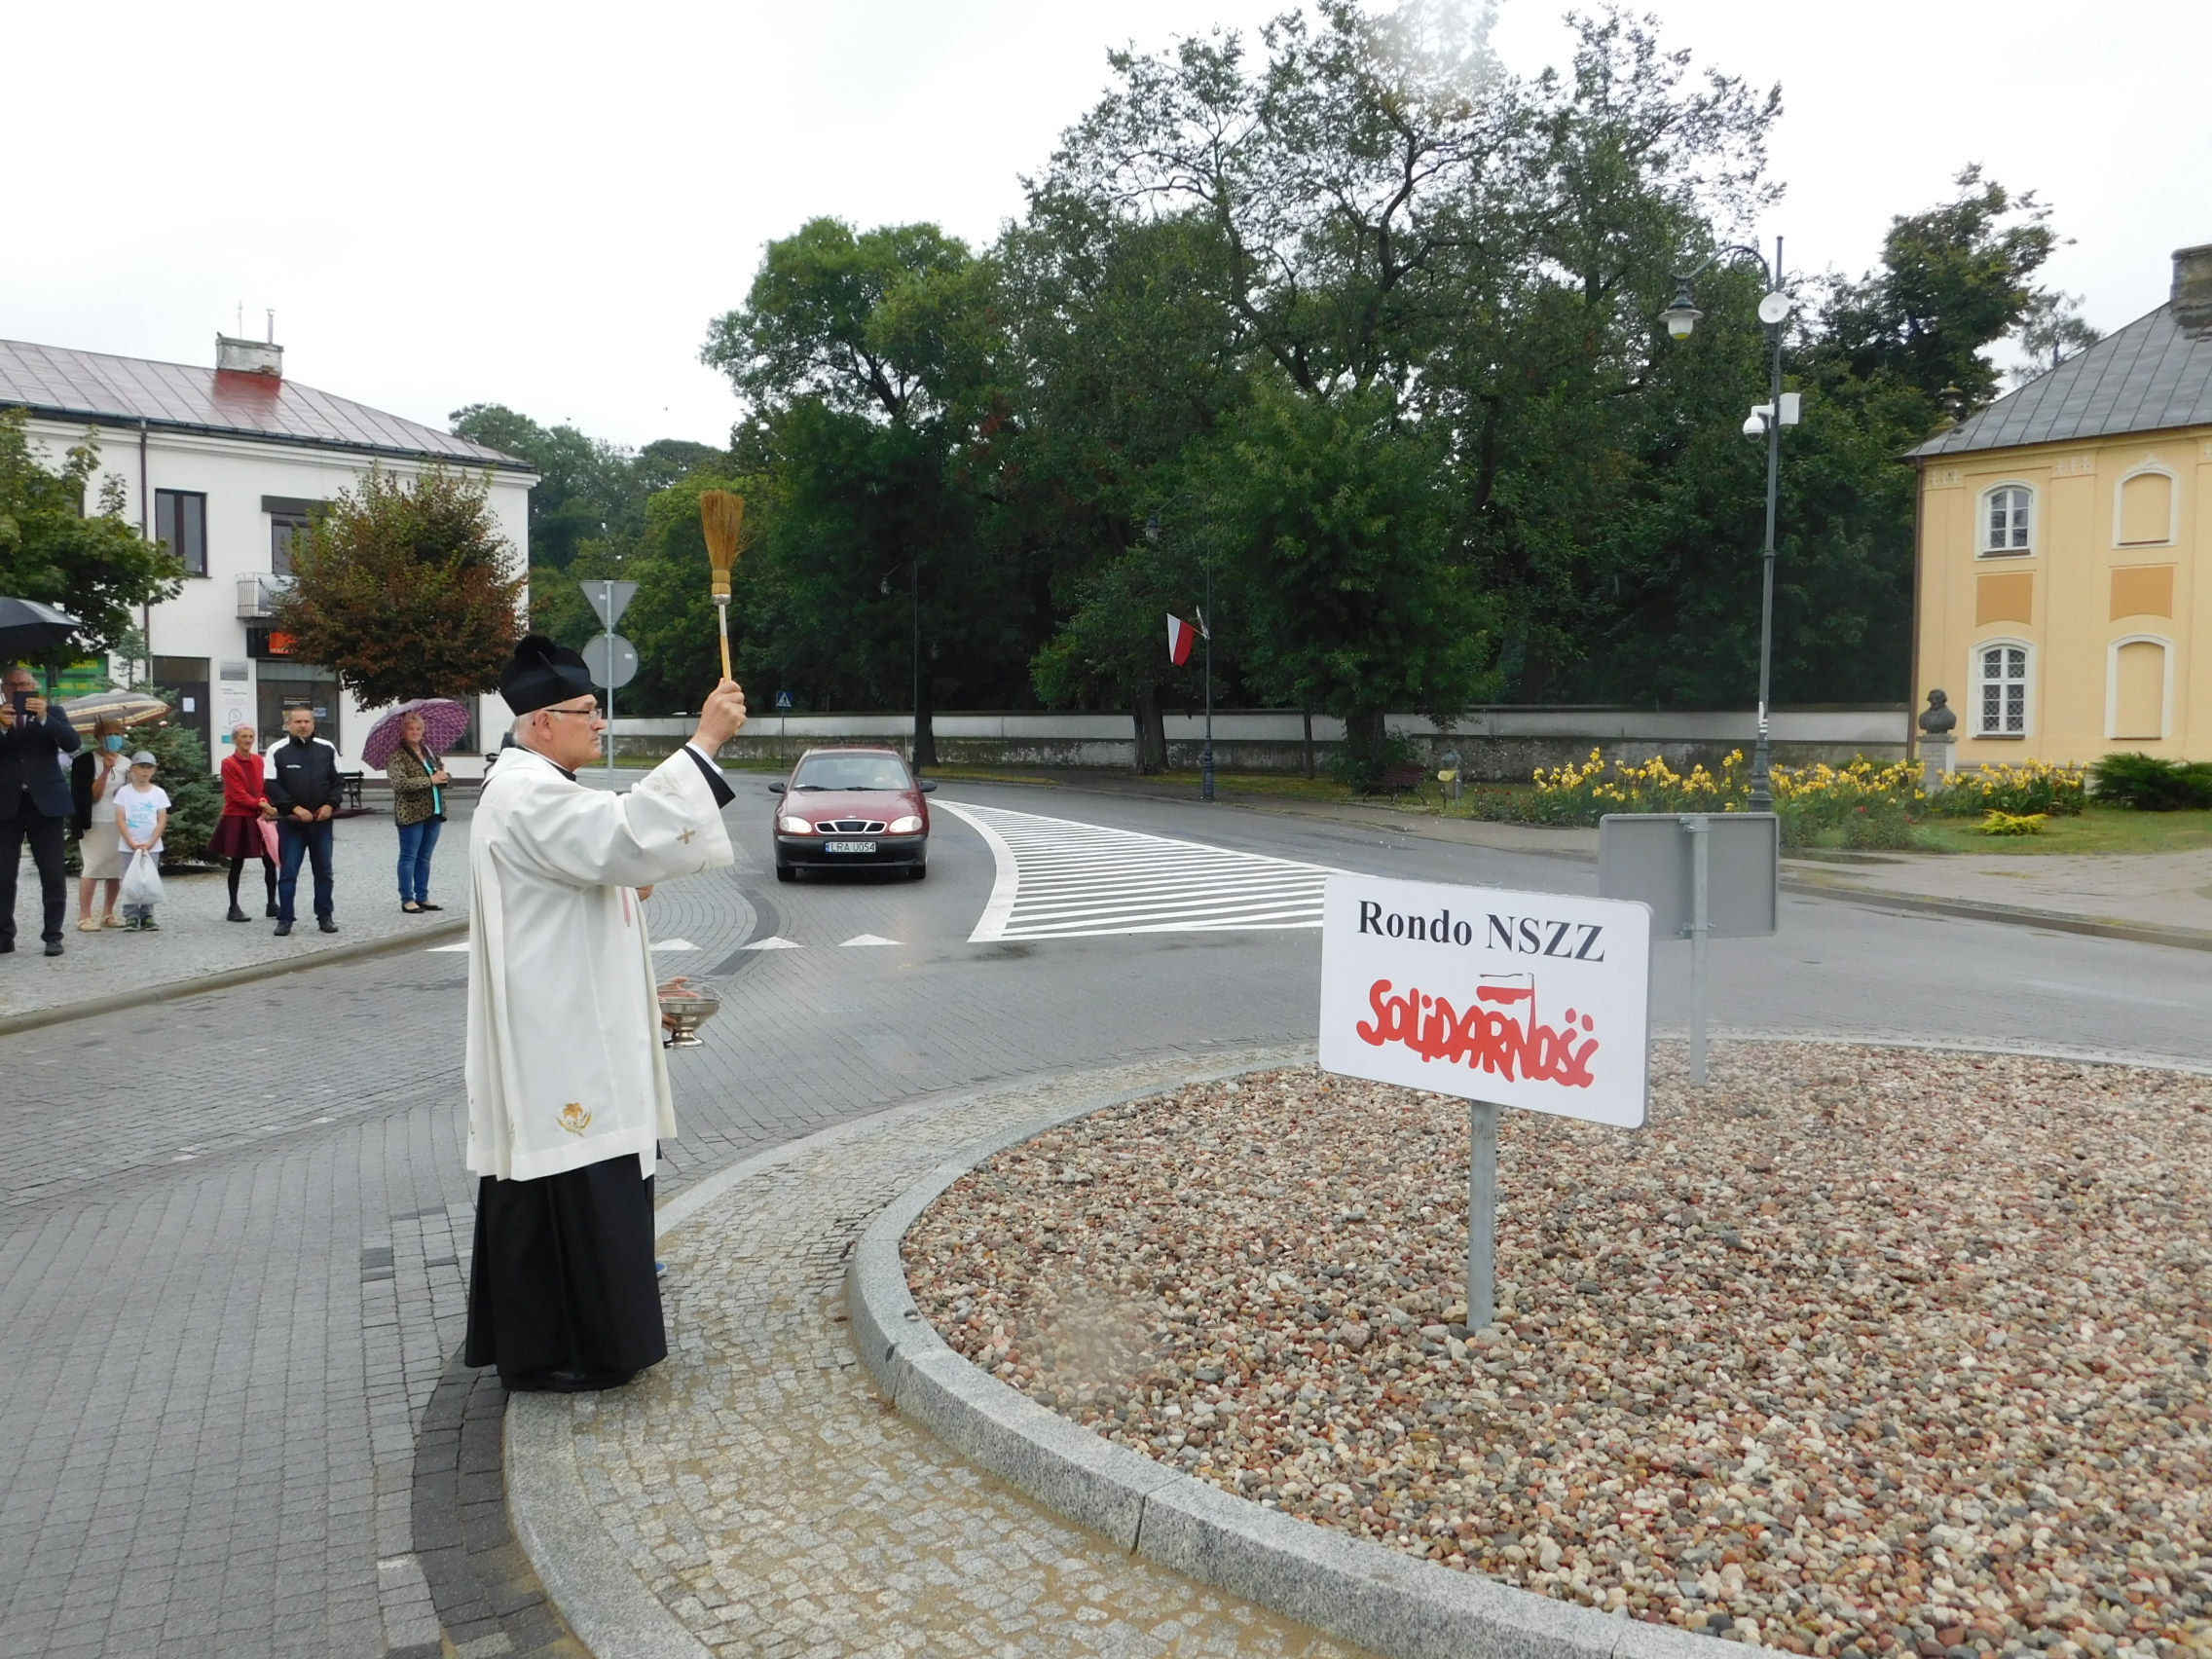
[236,573,293,619]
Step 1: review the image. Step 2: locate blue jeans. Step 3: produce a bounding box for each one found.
[396,817,442,904]
[276,818,334,922]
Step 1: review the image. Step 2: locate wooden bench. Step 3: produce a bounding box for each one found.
[1362,762,1430,807]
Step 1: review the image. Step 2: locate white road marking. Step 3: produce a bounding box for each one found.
[937,799,1335,942]
[740,936,804,951]
[426,942,468,952]
[839,934,900,947]
[2021,978,2191,1009]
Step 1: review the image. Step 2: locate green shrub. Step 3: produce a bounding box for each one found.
[1332,732,1419,793]
[2087,752,2212,812]
[1925,758,2085,818]
[1841,797,1915,850]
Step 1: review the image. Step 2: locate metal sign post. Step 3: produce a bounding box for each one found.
[1320,873,1652,1334]
[1685,817,1711,1083]
[1599,812,1779,1086]
[582,581,639,777]
[1467,1100,1500,1328]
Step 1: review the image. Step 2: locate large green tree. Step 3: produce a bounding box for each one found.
[274,467,525,706]
[702,218,1030,760]
[0,409,182,671]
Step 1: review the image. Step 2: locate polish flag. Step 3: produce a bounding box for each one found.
[1166,613,1197,666]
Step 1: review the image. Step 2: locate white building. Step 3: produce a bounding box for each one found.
[0,334,535,776]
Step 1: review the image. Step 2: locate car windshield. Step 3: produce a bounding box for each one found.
[792,755,910,792]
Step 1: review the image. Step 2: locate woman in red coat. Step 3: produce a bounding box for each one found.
[210,723,279,921]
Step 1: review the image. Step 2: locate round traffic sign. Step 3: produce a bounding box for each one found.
[581,633,639,689]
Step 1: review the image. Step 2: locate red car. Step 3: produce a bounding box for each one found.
[769,746,934,881]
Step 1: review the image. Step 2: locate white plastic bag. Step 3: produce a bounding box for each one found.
[120,849,166,908]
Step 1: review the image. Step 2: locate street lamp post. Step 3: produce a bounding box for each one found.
[1199,542,1215,803]
[1662,236,1793,812]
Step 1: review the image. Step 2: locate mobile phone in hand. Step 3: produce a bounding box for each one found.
[9,693,27,721]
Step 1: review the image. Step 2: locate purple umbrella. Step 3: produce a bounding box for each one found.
[361,698,471,771]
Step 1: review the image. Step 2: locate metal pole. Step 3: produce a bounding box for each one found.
[1200,547,1215,802]
[1466,1101,1499,1331]
[1751,235,1784,813]
[598,583,614,777]
[911,556,923,774]
[1685,815,1711,1085]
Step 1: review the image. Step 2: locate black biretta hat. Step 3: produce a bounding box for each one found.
[500,635,595,715]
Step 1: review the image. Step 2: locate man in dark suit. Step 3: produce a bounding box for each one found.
[0,663,84,957]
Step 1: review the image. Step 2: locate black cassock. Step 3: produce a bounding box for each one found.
[463,1154,663,1391]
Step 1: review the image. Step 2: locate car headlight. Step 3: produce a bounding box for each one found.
[777,816,814,834]
[886,815,924,834]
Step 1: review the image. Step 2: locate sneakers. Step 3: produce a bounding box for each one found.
[139,918,159,932]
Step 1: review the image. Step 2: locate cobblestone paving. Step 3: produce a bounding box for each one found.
[0,802,473,1023]
[569,1049,1365,1658]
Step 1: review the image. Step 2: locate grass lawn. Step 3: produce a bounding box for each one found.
[1911,805,2212,856]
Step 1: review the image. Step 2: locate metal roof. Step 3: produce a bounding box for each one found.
[1909,301,2212,458]
[0,339,531,471]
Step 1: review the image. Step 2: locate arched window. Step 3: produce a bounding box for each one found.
[1973,641,2031,736]
[2109,637,2171,741]
[2116,468,2176,546]
[1979,485,2033,556]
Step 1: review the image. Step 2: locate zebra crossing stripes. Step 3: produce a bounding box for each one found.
[937,800,1335,942]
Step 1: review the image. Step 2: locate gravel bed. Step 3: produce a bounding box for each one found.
[905,1045,2212,1659]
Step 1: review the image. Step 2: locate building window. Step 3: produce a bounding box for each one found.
[271,513,313,575]
[1974,642,2031,737]
[263,494,325,576]
[1979,485,2032,556]
[155,490,207,576]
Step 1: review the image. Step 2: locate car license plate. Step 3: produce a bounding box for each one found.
[824,840,877,854]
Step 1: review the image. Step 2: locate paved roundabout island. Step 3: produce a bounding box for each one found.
[510,1036,2211,1659]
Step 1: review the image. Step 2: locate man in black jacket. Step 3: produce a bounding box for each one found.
[264,704,343,936]
[0,663,83,957]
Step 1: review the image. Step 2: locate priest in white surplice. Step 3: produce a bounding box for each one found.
[462,635,748,1392]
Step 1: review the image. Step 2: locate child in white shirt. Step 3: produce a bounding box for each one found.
[114,752,171,931]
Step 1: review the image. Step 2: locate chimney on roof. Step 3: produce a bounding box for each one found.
[2175,243,2212,338]
[215,333,283,378]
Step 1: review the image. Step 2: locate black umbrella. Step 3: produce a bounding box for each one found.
[0,597,83,662]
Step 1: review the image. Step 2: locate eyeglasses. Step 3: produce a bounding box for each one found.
[542,703,605,720]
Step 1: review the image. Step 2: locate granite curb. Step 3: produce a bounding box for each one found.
[848,1034,2212,1659]
[1771,874,2212,952]
[504,1395,709,1659]
[0,913,467,1037]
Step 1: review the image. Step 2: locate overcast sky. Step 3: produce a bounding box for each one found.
[8,1,2206,453]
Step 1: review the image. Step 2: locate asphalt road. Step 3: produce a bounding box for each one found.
[3,776,2209,1657]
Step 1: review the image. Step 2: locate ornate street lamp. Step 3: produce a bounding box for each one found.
[1663,239,1796,811]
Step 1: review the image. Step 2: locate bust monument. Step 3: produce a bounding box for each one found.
[1917,689,1957,791]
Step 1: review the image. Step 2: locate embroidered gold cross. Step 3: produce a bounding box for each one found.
[679,827,696,843]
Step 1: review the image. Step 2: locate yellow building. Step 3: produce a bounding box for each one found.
[1911,243,2212,764]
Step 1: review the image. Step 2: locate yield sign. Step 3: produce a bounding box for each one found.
[583,579,638,629]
